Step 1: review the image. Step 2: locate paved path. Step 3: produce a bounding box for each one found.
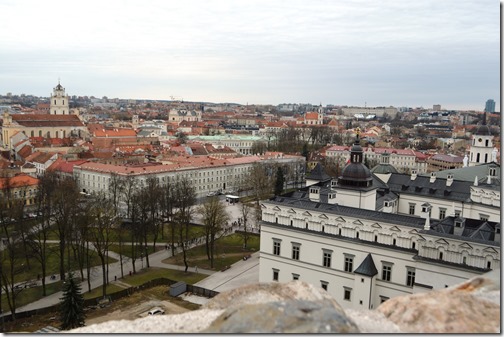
[9,201,259,315]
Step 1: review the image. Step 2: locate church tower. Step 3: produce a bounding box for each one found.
[50,81,69,115]
[469,113,494,167]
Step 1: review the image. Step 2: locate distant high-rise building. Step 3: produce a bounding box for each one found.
[484,99,495,113]
[433,104,441,111]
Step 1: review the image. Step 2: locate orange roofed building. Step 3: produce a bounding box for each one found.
[0,173,39,207]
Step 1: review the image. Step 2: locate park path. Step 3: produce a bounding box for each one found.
[10,200,246,315]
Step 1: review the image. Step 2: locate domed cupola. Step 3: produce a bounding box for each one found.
[338,133,373,188]
[475,111,491,135]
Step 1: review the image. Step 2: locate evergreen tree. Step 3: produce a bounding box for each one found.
[59,273,85,330]
[301,142,309,160]
[275,167,285,196]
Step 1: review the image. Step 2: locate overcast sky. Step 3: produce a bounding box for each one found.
[0,0,500,110]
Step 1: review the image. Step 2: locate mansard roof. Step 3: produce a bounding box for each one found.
[268,195,426,229]
[426,216,499,246]
[386,173,472,202]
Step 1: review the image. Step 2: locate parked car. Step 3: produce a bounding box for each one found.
[148,307,165,315]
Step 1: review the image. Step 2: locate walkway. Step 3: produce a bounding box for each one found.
[10,202,253,315]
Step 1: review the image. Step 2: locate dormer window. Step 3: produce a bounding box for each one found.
[454,221,462,228]
[490,168,496,177]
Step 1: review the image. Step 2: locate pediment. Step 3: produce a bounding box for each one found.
[483,247,498,254]
[260,203,267,209]
[353,219,364,226]
[371,223,382,228]
[319,214,329,219]
[287,208,297,214]
[389,226,401,232]
[435,238,449,245]
[335,216,346,222]
[458,242,473,250]
[408,229,419,234]
[302,211,312,217]
[272,206,281,211]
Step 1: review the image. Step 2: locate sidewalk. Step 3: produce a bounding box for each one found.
[9,202,254,315]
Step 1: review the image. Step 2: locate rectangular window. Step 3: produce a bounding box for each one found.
[343,287,352,301]
[406,267,416,287]
[321,281,328,291]
[292,273,299,281]
[322,250,332,268]
[454,210,461,217]
[382,263,392,281]
[344,255,354,272]
[480,214,489,221]
[409,204,415,215]
[273,269,279,281]
[380,296,389,303]
[273,240,281,256]
[292,244,300,260]
[439,208,446,219]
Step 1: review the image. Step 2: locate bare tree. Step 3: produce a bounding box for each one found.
[239,202,254,249]
[52,177,80,281]
[88,193,116,298]
[197,197,230,268]
[172,176,196,272]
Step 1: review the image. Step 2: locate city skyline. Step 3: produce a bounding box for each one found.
[0,0,499,111]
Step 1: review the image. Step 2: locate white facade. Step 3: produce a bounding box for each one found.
[73,154,305,199]
[50,82,69,115]
[259,198,500,310]
[469,130,494,167]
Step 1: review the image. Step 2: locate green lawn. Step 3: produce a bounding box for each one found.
[108,244,159,258]
[163,234,260,271]
[120,267,207,286]
[82,283,125,300]
[1,280,64,313]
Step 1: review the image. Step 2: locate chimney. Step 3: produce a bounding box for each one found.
[430,172,436,183]
[487,174,492,185]
[495,224,500,243]
[446,174,453,187]
[411,169,417,180]
[474,176,478,186]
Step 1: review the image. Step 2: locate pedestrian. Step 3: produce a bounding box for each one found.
[115,275,117,281]
[165,244,168,250]
[195,266,198,273]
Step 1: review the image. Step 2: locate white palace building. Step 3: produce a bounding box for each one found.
[258,127,500,310]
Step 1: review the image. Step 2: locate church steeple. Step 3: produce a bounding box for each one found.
[50,80,69,115]
[468,112,493,167]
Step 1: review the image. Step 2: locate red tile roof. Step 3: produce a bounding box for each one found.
[0,174,39,189]
[11,114,84,127]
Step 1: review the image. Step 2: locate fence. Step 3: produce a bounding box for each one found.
[1,277,217,323]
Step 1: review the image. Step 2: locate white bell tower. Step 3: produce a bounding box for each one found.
[50,80,69,115]
[469,113,493,167]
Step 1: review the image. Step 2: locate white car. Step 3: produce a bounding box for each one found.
[148,307,165,315]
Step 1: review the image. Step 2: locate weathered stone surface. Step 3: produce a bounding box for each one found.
[203,281,342,310]
[67,309,225,333]
[377,271,500,333]
[345,309,402,333]
[68,272,500,334]
[203,299,360,333]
